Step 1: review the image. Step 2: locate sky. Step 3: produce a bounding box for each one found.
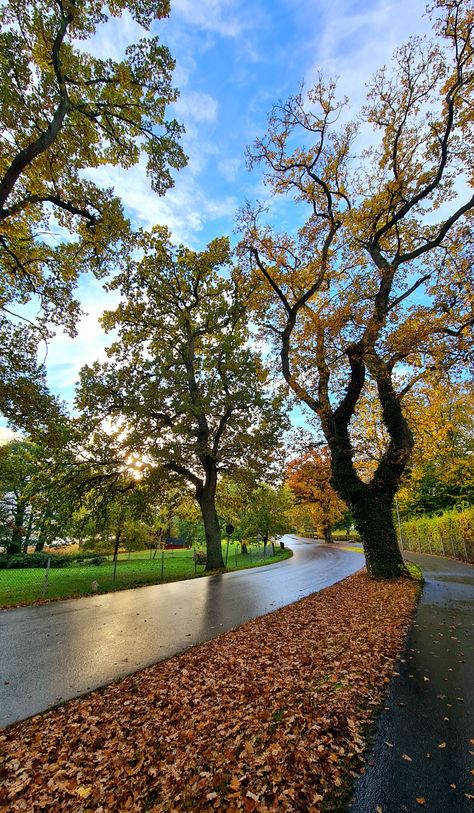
[12,0,434,426]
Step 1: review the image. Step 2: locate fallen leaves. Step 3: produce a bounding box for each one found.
[0,573,418,812]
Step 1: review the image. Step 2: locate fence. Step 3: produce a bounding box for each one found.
[400,506,474,563]
[0,541,280,608]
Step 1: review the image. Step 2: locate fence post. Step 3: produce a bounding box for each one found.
[450,536,456,559]
[42,556,51,597]
[194,547,197,574]
[161,548,164,580]
[235,545,238,567]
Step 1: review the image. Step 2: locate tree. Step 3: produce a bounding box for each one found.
[0,0,185,425]
[398,377,474,514]
[287,450,346,543]
[76,231,287,569]
[241,484,294,549]
[0,439,38,553]
[0,438,68,553]
[0,315,67,442]
[240,0,474,578]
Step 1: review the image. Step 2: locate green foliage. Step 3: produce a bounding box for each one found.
[76,230,287,567]
[122,519,154,552]
[404,562,423,582]
[399,380,474,516]
[241,484,294,542]
[0,551,107,569]
[0,439,47,553]
[0,0,185,435]
[0,0,185,316]
[401,506,474,561]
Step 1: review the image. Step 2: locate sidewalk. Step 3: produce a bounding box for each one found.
[348,553,474,813]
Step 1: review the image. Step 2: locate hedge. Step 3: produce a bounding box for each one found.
[0,552,107,569]
[401,506,474,562]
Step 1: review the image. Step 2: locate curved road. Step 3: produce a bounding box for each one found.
[0,537,363,727]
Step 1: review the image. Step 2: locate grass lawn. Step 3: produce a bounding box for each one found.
[0,543,292,608]
[0,572,419,812]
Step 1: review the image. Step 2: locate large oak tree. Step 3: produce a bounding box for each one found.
[240,0,474,577]
[77,231,286,569]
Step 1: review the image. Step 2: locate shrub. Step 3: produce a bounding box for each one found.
[193,550,207,565]
[0,552,107,569]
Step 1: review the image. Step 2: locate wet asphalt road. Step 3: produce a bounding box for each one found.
[348,553,474,813]
[0,537,363,728]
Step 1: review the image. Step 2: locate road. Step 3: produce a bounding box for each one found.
[0,537,363,728]
[348,553,474,813]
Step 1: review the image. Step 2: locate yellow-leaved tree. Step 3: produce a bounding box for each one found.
[239,0,474,578]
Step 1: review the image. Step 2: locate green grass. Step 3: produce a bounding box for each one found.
[0,543,292,608]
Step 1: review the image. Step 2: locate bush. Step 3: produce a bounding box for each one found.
[0,552,107,569]
[331,533,361,542]
[193,550,207,565]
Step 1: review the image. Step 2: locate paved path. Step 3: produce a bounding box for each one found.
[348,553,474,813]
[0,537,363,728]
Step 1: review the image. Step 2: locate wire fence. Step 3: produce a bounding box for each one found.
[400,506,474,563]
[401,534,473,563]
[0,541,281,607]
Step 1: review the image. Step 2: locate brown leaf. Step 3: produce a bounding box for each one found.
[0,573,419,813]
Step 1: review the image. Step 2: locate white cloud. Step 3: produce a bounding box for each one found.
[217,156,241,182]
[307,0,430,113]
[172,0,246,37]
[74,9,146,61]
[0,427,22,444]
[175,91,219,123]
[85,156,236,246]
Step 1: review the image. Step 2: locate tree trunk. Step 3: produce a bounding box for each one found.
[7,500,25,554]
[113,528,122,562]
[328,429,409,578]
[23,509,34,553]
[322,521,333,544]
[35,508,53,552]
[322,503,333,543]
[197,468,224,570]
[350,487,406,578]
[319,354,413,579]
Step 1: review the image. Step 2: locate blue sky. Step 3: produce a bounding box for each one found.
[36,0,432,413]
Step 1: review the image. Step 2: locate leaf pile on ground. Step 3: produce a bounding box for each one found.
[0,572,418,812]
